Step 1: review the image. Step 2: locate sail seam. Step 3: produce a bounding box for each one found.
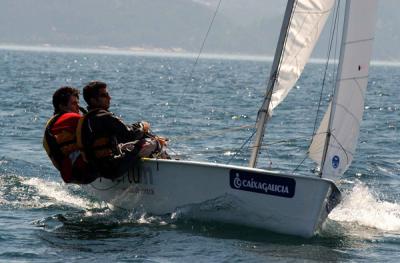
[332,103,362,127]
[327,143,354,155]
[339,75,369,81]
[282,13,326,77]
[295,9,332,15]
[334,75,367,124]
[344,37,374,45]
[326,139,353,162]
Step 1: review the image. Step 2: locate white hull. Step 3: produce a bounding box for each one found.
[84,159,340,237]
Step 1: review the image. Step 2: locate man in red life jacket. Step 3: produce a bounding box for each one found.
[77,81,168,180]
[43,87,97,184]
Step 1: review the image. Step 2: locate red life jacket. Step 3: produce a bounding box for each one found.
[43,113,95,184]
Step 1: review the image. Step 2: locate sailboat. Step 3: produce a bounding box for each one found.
[83,0,378,237]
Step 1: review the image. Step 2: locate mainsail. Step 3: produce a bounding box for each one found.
[250,0,334,167]
[269,0,335,111]
[309,0,378,181]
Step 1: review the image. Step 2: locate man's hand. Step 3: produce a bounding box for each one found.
[156,136,168,146]
[141,121,150,133]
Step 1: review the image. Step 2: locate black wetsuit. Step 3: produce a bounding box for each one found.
[78,108,146,179]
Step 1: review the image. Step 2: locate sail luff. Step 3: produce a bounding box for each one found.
[249,0,296,168]
[267,0,335,112]
[249,0,335,168]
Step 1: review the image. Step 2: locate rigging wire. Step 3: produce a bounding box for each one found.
[181,133,319,152]
[332,0,342,96]
[163,0,261,162]
[162,0,232,158]
[226,130,256,165]
[170,125,252,141]
[310,0,341,144]
[163,124,254,162]
[170,0,223,124]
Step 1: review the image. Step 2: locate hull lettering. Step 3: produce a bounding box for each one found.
[230,169,295,198]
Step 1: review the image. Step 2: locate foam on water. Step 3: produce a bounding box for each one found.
[0,190,5,205]
[0,174,49,208]
[132,213,169,226]
[68,209,170,230]
[21,177,99,210]
[329,182,400,232]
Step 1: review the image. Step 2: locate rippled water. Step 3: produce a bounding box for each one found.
[0,49,399,262]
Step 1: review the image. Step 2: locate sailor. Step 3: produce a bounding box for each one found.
[77,81,168,179]
[43,87,97,184]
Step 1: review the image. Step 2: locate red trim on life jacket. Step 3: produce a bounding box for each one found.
[44,112,89,183]
[51,112,81,134]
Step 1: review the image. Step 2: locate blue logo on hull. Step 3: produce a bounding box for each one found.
[229,169,296,198]
[332,155,340,169]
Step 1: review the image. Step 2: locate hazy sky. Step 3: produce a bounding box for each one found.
[0,0,398,61]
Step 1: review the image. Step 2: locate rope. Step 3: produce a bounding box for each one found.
[166,133,315,161]
[160,124,253,160]
[169,124,252,142]
[292,155,308,174]
[226,129,256,164]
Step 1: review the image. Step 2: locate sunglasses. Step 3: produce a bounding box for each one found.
[99,92,110,98]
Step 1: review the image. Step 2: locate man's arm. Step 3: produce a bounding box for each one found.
[100,112,146,143]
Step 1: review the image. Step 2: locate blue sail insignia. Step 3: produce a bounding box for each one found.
[332,155,340,169]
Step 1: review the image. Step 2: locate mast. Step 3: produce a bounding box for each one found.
[248,0,295,168]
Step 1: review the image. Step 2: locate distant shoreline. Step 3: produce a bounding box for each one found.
[0,44,273,62]
[0,44,399,67]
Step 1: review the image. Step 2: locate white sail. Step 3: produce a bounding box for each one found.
[250,0,334,167]
[309,102,331,163]
[269,0,334,112]
[309,0,378,181]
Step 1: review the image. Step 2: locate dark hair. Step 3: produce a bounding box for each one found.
[83,81,107,106]
[52,86,79,114]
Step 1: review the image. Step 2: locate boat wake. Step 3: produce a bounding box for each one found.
[0,174,101,210]
[329,182,400,233]
[34,208,170,232]
[21,177,102,210]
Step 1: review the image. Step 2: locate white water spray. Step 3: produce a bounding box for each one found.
[329,182,400,232]
[21,177,99,210]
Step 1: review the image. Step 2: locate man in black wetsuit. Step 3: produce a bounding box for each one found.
[77,81,166,179]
